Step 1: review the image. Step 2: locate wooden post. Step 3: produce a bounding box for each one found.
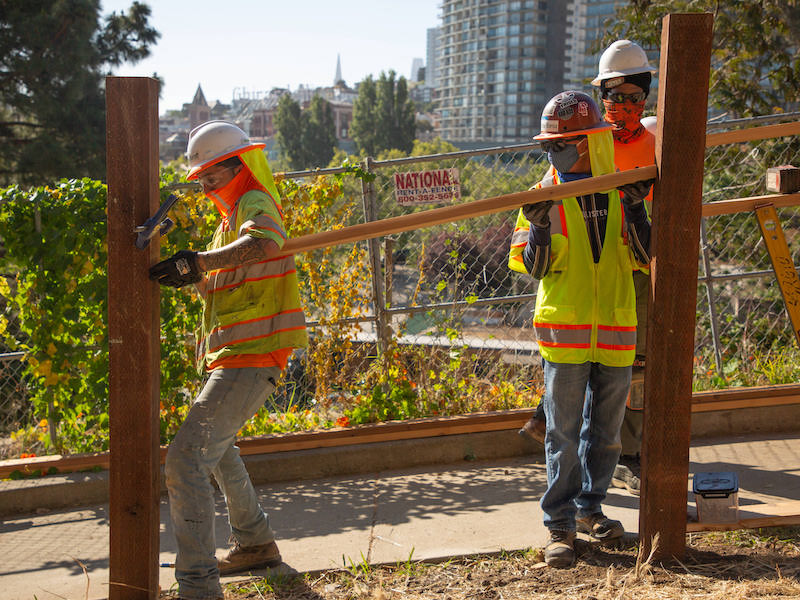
[106,77,161,599]
[640,13,714,559]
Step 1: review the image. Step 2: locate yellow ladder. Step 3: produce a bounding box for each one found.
[755,203,800,346]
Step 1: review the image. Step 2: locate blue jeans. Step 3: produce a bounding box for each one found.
[540,360,630,532]
[165,366,280,600]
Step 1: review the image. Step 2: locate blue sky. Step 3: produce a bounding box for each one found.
[101,1,440,113]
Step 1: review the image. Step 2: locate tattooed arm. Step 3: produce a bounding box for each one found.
[196,236,280,272]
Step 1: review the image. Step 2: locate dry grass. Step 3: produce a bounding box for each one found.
[200,527,800,600]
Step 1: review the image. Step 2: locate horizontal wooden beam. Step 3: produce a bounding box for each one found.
[686,500,800,532]
[706,120,800,147]
[281,166,657,255]
[702,192,800,217]
[2,384,798,479]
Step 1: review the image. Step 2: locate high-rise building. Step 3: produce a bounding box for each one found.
[411,57,424,82]
[425,27,440,89]
[563,0,628,91]
[437,0,569,144]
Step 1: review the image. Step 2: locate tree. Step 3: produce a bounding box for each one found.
[351,70,416,156]
[301,96,337,168]
[604,1,800,117]
[275,94,337,170]
[275,94,305,169]
[0,1,159,185]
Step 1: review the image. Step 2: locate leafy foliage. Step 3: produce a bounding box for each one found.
[351,71,416,156]
[605,1,800,116]
[275,94,337,169]
[0,1,159,185]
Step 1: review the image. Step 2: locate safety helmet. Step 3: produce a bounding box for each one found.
[533,91,613,140]
[186,120,265,179]
[591,40,657,87]
[640,116,657,135]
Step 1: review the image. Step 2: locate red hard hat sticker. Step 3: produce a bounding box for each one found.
[578,101,589,117]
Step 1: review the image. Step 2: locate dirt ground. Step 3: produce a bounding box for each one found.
[162,527,800,600]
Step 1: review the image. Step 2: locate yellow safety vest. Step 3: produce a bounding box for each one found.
[508,131,638,366]
[195,189,308,371]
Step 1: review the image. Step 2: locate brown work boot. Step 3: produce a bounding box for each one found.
[518,415,546,444]
[217,540,282,575]
[576,513,624,541]
[612,455,641,496]
[544,529,575,568]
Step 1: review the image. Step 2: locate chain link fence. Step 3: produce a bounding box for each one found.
[2,113,799,452]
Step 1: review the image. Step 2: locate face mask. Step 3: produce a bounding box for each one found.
[603,99,646,144]
[548,144,581,173]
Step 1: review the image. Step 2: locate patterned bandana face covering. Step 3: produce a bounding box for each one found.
[603,98,646,144]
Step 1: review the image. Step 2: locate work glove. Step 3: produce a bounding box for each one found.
[617,179,655,208]
[522,200,553,228]
[149,250,202,288]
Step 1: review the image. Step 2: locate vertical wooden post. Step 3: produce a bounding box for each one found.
[639,13,714,560]
[106,77,161,599]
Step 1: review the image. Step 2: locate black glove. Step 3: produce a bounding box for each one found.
[617,178,655,208]
[149,250,202,288]
[522,200,553,228]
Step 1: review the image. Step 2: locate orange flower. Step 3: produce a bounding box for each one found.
[335,416,350,428]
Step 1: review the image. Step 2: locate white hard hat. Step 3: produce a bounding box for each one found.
[640,116,657,135]
[186,120,265,179]
[591,40,657,87]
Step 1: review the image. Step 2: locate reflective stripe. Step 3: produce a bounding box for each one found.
[597,324,637,350]
[549,203,567,236]
[200,308,306,356]
[207,255,297,294]
[533,322,592,348]
[240,215,286,240]
[510,226,529,247]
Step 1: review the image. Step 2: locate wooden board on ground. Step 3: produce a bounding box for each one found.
[687,501,800,532]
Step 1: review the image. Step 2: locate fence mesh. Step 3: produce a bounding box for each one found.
[2,114,800,455]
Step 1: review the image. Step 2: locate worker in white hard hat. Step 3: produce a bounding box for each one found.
[519,41,658,498]
[595,39,657,498]
[508,91,653,568]
[149,120,308,599]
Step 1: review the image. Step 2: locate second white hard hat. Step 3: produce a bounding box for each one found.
[591,40,657,87]
[186,120,265,179]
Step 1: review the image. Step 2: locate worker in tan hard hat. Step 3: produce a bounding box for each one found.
[520,40,657,499]
[149,121,308,599]
[508,91,653,568]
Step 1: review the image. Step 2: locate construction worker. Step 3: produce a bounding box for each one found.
[149,121,308,599]
[508,91,652,568]
[520,40,657,498]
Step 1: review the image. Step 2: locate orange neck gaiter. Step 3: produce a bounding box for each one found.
[603,99,646,144]
[206,166,265,228]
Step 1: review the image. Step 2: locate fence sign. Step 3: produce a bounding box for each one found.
[394,168,461,205]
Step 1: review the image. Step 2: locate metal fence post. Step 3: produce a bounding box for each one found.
[360,157,389,355]
[700,218,724,375]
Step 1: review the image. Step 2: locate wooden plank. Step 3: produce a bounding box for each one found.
[693,382,800,402]
[702,192,800,217]
[755,204,800,345]
[640,12,715,561]
[106,76,161,600]
[281,166,657,255]
[687,501,800,532]
[706,121,800,147]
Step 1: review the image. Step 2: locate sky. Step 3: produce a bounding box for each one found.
[101,0,440,113]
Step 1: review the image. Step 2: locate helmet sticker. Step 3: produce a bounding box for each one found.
[578,101,589,117]
[541,118,559,132]
[604,76,625,89]
[557,105,575,120]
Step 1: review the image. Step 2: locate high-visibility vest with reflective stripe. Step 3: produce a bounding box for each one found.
[196,191,308,371]
[532,186,637,366]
